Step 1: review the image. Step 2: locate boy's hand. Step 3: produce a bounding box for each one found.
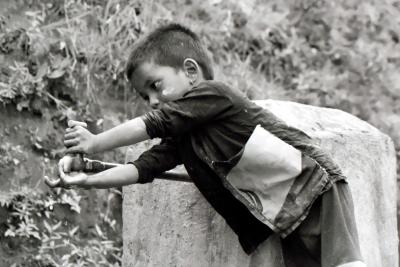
[64,120,97,154]
[44,156,76,188]
[44,163,90,189]
[58,154,85,173]
[59,170,90,189]
[44,172,89,189]
[58,155,74,173]
[58,159,90,188]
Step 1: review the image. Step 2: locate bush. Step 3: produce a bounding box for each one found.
[0,187,121,266]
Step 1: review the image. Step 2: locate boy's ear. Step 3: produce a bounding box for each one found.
[183,58,200,81]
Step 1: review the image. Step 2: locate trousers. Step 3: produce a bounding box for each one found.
[250,181,364,267]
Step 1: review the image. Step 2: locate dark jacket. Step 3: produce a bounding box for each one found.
[130,80,346,254]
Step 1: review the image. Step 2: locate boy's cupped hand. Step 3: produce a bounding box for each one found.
[44,170,89,189]
[64,120,97,154]
[44,157,89,189]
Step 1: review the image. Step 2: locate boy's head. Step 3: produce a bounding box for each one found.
[126,23,214,108]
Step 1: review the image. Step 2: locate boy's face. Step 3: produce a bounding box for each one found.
[130,61,192,109]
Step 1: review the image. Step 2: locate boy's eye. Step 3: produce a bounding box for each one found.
[151,81,162,90]
[140,93,149,101]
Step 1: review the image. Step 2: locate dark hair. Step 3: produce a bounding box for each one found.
[125,23,214,81]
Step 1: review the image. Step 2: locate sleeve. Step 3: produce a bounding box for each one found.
[127,138,182,184]
[142,83,235,138]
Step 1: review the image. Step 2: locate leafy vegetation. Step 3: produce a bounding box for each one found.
[1,0,400,265]
[0,187,121,266]
[2,0,399,130]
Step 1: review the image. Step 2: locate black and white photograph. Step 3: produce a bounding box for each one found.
[0,0,399,266]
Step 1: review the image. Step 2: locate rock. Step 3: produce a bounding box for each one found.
[123,100,398,267]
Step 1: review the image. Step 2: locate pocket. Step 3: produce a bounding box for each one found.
[212,147,245,174]
[239,189,263,212]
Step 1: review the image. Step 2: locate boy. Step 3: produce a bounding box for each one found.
[48,23,365,267]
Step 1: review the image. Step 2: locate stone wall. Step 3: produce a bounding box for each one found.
[123,100,398,267]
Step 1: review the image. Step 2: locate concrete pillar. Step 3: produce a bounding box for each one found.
[123,100,398,267]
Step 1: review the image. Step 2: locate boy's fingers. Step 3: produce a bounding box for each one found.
[66,146,83,154]
[58,161,65,178]
[58,164,69,187]
[44,176,61,188]
[65,125,86,133]
[68,120,87,128]
[65,126,86,136]
[63,160,71,173]
[67,120,77,127]
[73,125,86,132]
[64,138,79,147]
[65,132,78,139]
[59,157,71,173]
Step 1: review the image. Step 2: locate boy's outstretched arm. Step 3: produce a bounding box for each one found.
[64,118,149,154]
[59,155,191,182]
[59,163,140,189]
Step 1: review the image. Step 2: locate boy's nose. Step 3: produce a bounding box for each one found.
[150,98,160,109]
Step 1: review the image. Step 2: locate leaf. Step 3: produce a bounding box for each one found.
[95,224,104,238]
[25,11,41,18]
[44,220,52,233]
[35,62,48,79]
[52,220,62,231]
[100,240,114,245]
[61,192,81,214]
[5,228,16,237]
[0,194,11,207]
[61,254,70,261]
[45,211,50,218]
[59,58,70,69]
[31,231,40,239]
[0,87,17,101]
[42,233,49,242]
[69,225,79,236]
[47,69,65,79]
[16,99,30,111]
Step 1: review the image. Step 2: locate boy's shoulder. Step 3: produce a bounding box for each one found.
[184,80,247,101]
